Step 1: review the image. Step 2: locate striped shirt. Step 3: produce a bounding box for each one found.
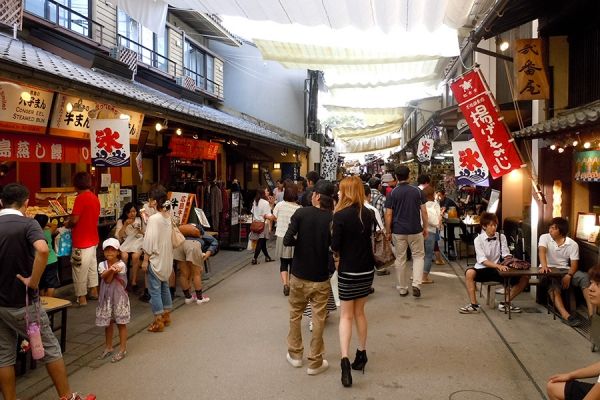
[273,201,301,237]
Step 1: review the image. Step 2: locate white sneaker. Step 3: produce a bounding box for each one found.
[196,297,210,304]
[308,320,313,332]
[495,287,505,295]
[307,359,329,375]
[286,352,302,368]
[184,297,194,304]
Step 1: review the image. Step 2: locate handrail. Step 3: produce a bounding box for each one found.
[117,34,177,75]
[183,67,223,97]
[25,0,105,46]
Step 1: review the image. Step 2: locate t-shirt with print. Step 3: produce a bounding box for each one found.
[71,191,100,249]
[0,211,46,307]
[538,233,579,268]
[384,182,426,235]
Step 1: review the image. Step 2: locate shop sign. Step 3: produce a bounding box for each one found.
[168,137,219,160]
[417,138,434,163]
[49,94,144,143]
[515,39,550,100]
[0,133,90,164]
[451,141,489,186]
[89,119,130,167]
[450,68,524,179]
[0,82,54,134]
[168,192,196,224]
[574,150,600,182]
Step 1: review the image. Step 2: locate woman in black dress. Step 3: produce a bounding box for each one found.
[331,176,375,387]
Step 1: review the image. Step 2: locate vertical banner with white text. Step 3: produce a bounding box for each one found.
[417,138,434,163]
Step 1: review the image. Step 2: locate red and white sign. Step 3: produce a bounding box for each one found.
[417,137,434,162]
[168,137,219,160]
[0,82,54,134]
[167,192,196,225]
[0,133,90,163]
[450,68,524,179]
[451,141,489,186]
[89,119,130,167]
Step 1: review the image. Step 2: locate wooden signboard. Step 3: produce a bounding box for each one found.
[168,192,195,225]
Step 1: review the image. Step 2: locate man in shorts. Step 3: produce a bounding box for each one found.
[0,183,89,400]
[539,217,592,327]
[458,212,529,314]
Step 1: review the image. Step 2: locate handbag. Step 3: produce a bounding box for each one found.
[250,220,265,234]
[498,234,530,270]
[372,231,394,267]
[171,221,186,249]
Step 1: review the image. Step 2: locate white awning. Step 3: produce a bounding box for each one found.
[335,133,401,153]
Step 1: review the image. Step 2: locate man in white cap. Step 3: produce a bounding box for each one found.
[381,173,396,197]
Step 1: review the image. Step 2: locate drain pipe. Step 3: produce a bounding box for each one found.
[13,23,18,39]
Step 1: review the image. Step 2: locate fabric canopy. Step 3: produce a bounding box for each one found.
[322,105,406,126]
[335,132,401,153]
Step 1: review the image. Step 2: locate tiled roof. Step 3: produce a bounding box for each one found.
[513,100,600,139]
[0,34,306,150]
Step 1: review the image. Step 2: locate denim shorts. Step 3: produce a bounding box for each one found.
[0,305,62,367]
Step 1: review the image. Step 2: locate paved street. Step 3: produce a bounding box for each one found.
[17,247,600,400]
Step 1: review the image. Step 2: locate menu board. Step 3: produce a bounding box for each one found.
[0,82,54,134]
[168,192,196,225]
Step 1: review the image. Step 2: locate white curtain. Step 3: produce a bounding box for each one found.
[117,0,168,36]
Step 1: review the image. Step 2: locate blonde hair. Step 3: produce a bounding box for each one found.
[335,176,366,226]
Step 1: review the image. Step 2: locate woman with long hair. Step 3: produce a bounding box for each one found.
[249,187,274,264]
[141,189,174,332]
[331,176,375,387]
[115,202,144,294]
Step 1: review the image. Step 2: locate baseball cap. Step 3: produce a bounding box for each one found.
[313,179,335,197]
[381,173,394,184]
[102,238,120,250]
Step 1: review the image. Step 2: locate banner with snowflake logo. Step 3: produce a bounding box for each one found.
[451,141,489,186]
[417,137,434,163]
[89,119,130,167]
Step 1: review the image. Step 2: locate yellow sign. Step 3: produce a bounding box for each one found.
[514,39,550,100]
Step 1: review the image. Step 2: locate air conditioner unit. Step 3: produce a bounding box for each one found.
[110,46,138,77]
[176,75,196,91]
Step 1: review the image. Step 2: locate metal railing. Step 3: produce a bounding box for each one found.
[117,34,177,75]
[183,67,223,98]
[25,0,105,46]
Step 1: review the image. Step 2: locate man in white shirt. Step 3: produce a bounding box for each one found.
[459,212,529,314]
[539,217,591,327]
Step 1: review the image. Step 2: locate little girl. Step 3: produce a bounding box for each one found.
[96,238,130,363]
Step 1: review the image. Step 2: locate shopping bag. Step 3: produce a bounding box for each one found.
[372,231,394,267]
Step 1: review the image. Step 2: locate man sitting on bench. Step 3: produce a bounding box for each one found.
[539,217,592,327]
[459,212,529,314]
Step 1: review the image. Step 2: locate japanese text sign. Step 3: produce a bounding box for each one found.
[514,39,550,100]
[450,68,524,179]
[0,133,90,163]
[451,141,489,186]
[167,192,196,225]
[89,119,130,167]
[168,137,219,160]
[50,94,144,143]
[0,82,54,134]
[417,138,434,163]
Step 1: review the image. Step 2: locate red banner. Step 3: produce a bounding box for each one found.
[168,137,219,160]
[450,68,523,179]
[0,133,90,164]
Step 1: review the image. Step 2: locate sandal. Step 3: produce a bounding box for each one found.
[422,279,434,284]
[111,350,127,363]
[97,348,113,360]
[147,317,164,332]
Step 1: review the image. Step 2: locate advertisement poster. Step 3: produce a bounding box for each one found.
[168,192,196,225]
[417,137,434,163]
[451,141,490,186]
[0,133,90,164]
[0,82,54,134]
[89,118,130,167]
[574,150,600,182]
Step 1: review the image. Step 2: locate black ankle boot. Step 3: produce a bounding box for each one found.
[351,349,368,373]
[341,357,352,387]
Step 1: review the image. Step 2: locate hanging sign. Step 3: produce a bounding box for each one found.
[168,192,196,224]
[451,141,489,186]
[0,133,90,163]
[450,68,524,179]
[417,138,434,163]
[168,137,219,160]
[514,39,550,100]
[49,94,144,142]
[89,118,130,167]
[574,150,600,182]
[0,82,54,134]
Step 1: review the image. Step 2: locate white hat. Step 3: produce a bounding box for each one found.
[381,173,394,184]
[102,238,120,250]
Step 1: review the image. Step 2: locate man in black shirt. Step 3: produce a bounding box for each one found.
[0,183,88,400]
[299,170,320,207]
[283,179,334,376]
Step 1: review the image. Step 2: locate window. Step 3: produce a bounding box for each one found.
[117,10,168,72]
[25,0,91,37]
[184,40,216,94]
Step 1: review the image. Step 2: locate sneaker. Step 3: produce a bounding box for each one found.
[398,288,409,297]
[495,287,505,295]
[184,296,194,304]
[412,286,421,298]
[286,352,303,368]
[196,296,210,304]
[459,304,480,314]
[498,302,521,313]
[309,320,313,331]
[562,315,582,327]
[307,359,329,375]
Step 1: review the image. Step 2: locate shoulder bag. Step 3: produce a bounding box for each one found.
[171,220,186,249]
[250,220,265,234]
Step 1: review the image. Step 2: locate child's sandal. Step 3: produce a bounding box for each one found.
[97,349,113,360]
[111,350,127,363]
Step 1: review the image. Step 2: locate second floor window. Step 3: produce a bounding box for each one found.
[117,10,168,72]
[25,0,90,37]
[184,41,216,94]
